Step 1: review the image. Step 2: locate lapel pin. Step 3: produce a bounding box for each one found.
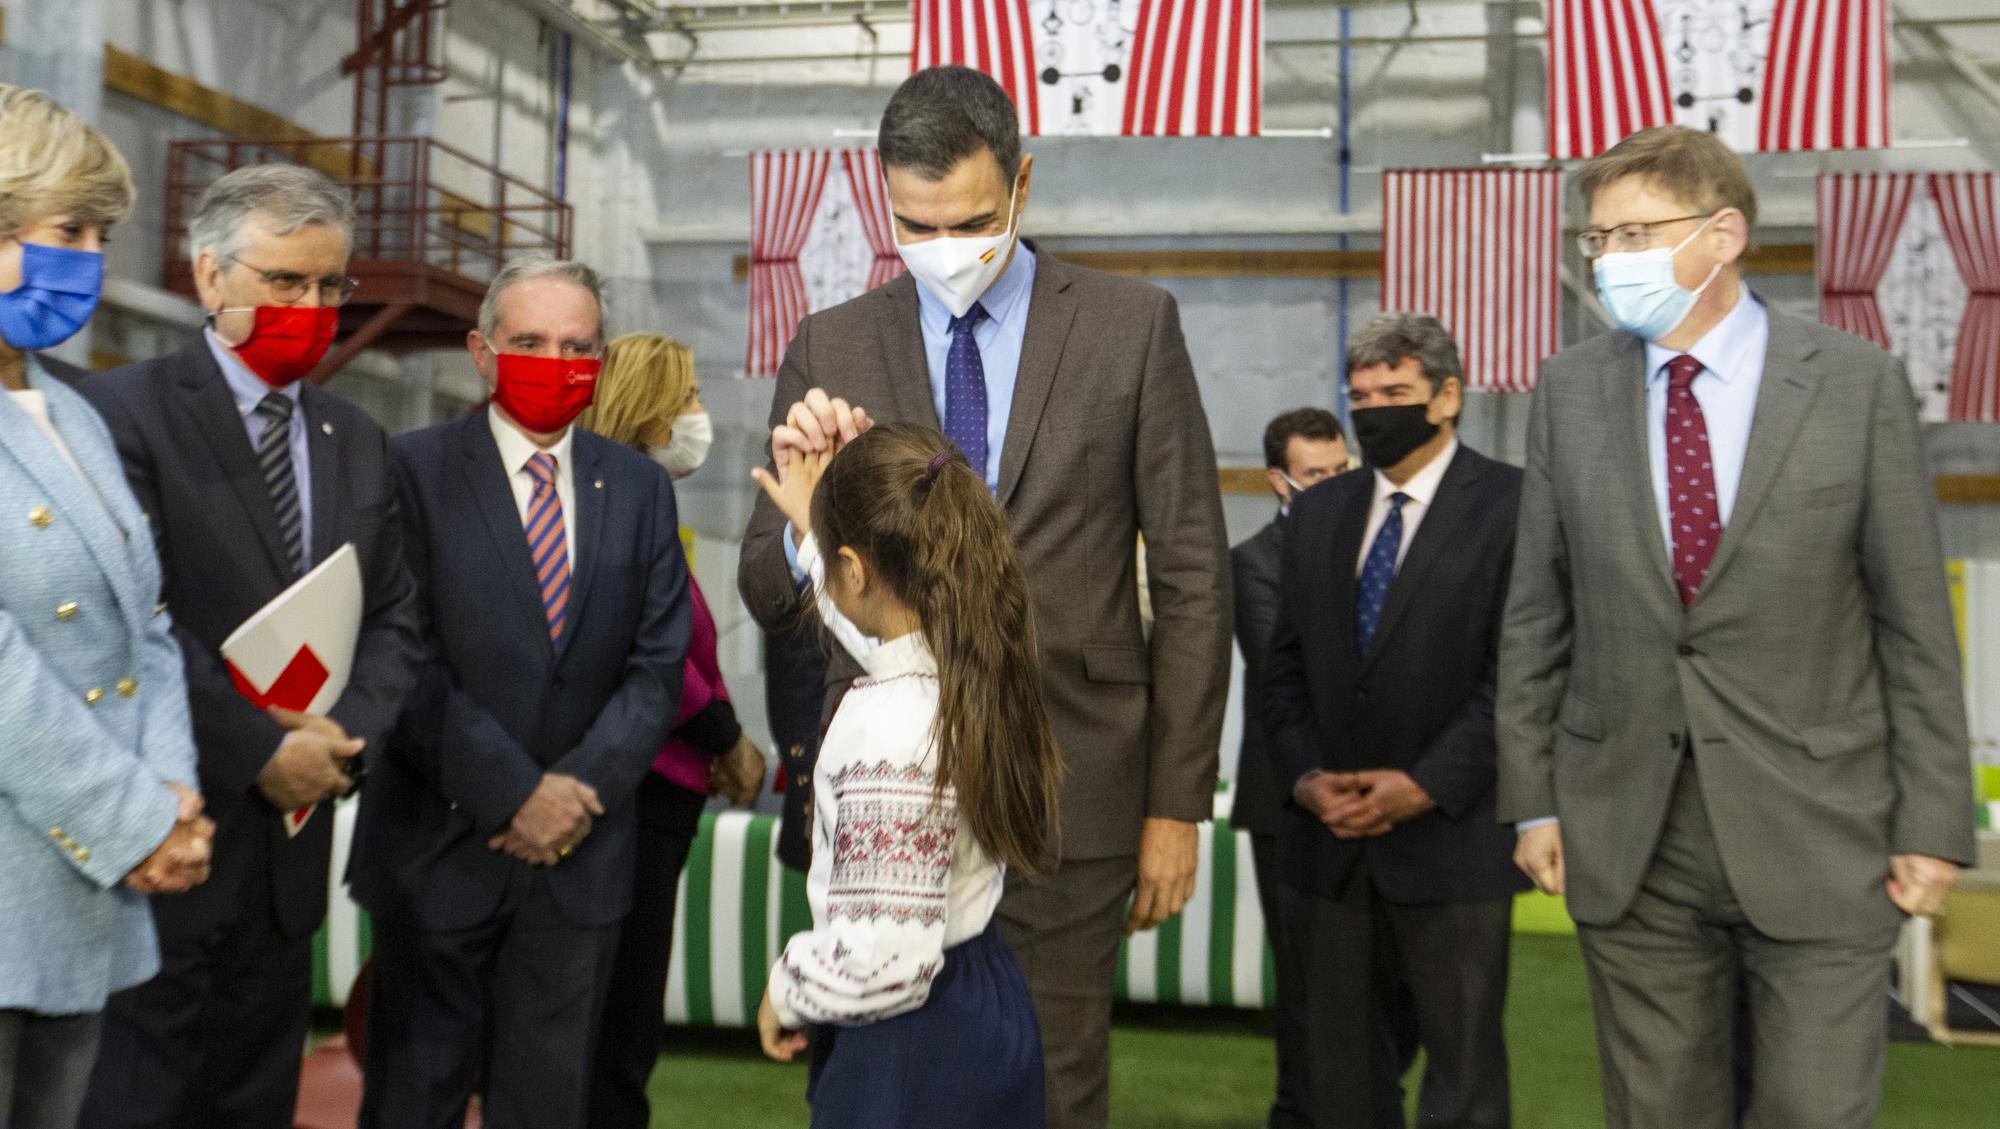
[322,422,335,436]
[594,479,604,489]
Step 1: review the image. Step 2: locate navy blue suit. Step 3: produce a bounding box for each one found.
[353,410,690,1129]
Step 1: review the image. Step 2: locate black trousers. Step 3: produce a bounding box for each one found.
[80,870,312,1129]
[587,776,708,1129]
[358,867,620,1129]
[1249,833,1315,1129]
[1282,865,1513,1129]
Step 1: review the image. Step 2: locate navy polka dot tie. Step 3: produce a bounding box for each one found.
[1356,492,1409,654]
[944,303,991,486]
[1665,354,1721,607]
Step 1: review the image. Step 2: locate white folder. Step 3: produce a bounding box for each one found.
[220,543,362,837]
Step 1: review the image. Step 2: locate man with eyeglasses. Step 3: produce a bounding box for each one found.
[1498,126,1974,1129]
[74,164,420,1129]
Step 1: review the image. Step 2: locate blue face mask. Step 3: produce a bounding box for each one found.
[0,242,105,351]
[1591,215,1723,342]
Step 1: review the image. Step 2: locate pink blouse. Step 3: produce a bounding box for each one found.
[652,574,729,793]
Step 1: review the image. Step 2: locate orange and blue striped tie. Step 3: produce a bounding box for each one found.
[525,452,569,642]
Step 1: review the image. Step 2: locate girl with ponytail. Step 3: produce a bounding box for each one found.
[753,422,1061,1129]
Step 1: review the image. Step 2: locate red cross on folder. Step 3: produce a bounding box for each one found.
[220,544,363,838]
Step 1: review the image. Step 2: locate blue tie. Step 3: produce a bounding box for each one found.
[1356,492,1409,653]
[944,303,991,486]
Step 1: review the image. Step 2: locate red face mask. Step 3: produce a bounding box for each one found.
[217,305,339,387]
[490,353,600,435]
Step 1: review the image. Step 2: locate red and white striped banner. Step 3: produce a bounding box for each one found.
[1931,174,2000,423]
[745,150,905,378]
[1815,172,1992,422]
[911,0,1260,137]
[1547,0,1890,160]
[1381,169,1563,393]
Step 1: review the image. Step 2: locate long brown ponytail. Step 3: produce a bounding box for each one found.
[809,423,1062,875]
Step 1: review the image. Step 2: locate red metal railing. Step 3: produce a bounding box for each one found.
[162,134,572,290]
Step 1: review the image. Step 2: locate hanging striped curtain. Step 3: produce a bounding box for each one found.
[841,149,906,291]
[910,0,1041,135]
[1930,173,2000,423]
[1120,0,1262,136]
[1816,173,1919,351]
[1548,0,1892,159]
[911,0,1260,136]
[745,151,834,378]
[1545,0,1674,161]
[1381,169,1563,393]
[1759,0,1891,152]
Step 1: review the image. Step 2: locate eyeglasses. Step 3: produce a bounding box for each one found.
[226,256,360,306]
[1575,213,1713,260]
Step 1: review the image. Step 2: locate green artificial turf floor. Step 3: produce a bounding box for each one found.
[645,933,2000,1127]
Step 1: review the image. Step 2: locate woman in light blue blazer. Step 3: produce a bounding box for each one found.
[0,84,211,1129]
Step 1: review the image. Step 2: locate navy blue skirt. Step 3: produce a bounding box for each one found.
[807,925,1045,1129]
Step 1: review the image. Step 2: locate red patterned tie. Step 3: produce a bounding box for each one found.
[1665,355,1721,607]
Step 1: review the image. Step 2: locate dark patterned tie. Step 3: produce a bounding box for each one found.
[254,392,304,576]
[1665,355,1722,607]
[1355,492,1409,653]
[943,303,991,487]
[525,452,571,642]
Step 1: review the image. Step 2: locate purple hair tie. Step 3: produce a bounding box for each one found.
[926,449,960,482]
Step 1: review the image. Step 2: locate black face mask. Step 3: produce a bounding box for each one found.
[1350,403,1440,470]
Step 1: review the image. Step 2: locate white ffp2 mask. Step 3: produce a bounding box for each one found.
[893,180,1021,318]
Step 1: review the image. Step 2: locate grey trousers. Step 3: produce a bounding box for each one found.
[0,1009,102,1129]
[995,854,1137,1129]
[1576,760,1902,1129]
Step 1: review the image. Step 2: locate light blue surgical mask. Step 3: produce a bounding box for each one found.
[0,241,104,351]
[1591,215,1723,343]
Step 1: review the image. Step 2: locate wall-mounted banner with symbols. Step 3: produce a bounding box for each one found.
[912,0,1262,136]
[1546,0,1890,160]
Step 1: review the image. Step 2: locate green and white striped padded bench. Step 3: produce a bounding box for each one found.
[314,802,1278,1023]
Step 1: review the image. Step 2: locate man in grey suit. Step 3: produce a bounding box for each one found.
[1497,126,1976,1129]
[1232,407,1347,1129]
[739,66,1232,1129]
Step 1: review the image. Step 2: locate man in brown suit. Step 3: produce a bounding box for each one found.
[738,66,1232,1129]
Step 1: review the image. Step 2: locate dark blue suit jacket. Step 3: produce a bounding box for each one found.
[1263,444,1530,906]
[74,343,421,942]
[350,411,690,931]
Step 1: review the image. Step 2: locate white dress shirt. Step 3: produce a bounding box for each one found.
[1355,437,1459,575]
[487,405,577,577]
[1642,286,1769,548]
[767,532,1004,1030]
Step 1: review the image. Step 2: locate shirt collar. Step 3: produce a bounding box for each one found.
[1372,436,1458,509]
[862,630,939,680]
[1643,284,1768,387]
[205,327,301,418]
[916,241,1038,337]
[487,403,576,478]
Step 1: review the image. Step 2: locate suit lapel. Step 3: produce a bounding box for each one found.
[557,435,607,660]
[1362,448,1480,669]
[173,345,292,579]
[996,254,1079,508]
[0,376,137,625]
[301,388,341,568]
[1602,333,1680,599]
[1697,313,1822,599]
[875,278,941,431]
[455,415,552,645]
[1322,481,1371,660]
